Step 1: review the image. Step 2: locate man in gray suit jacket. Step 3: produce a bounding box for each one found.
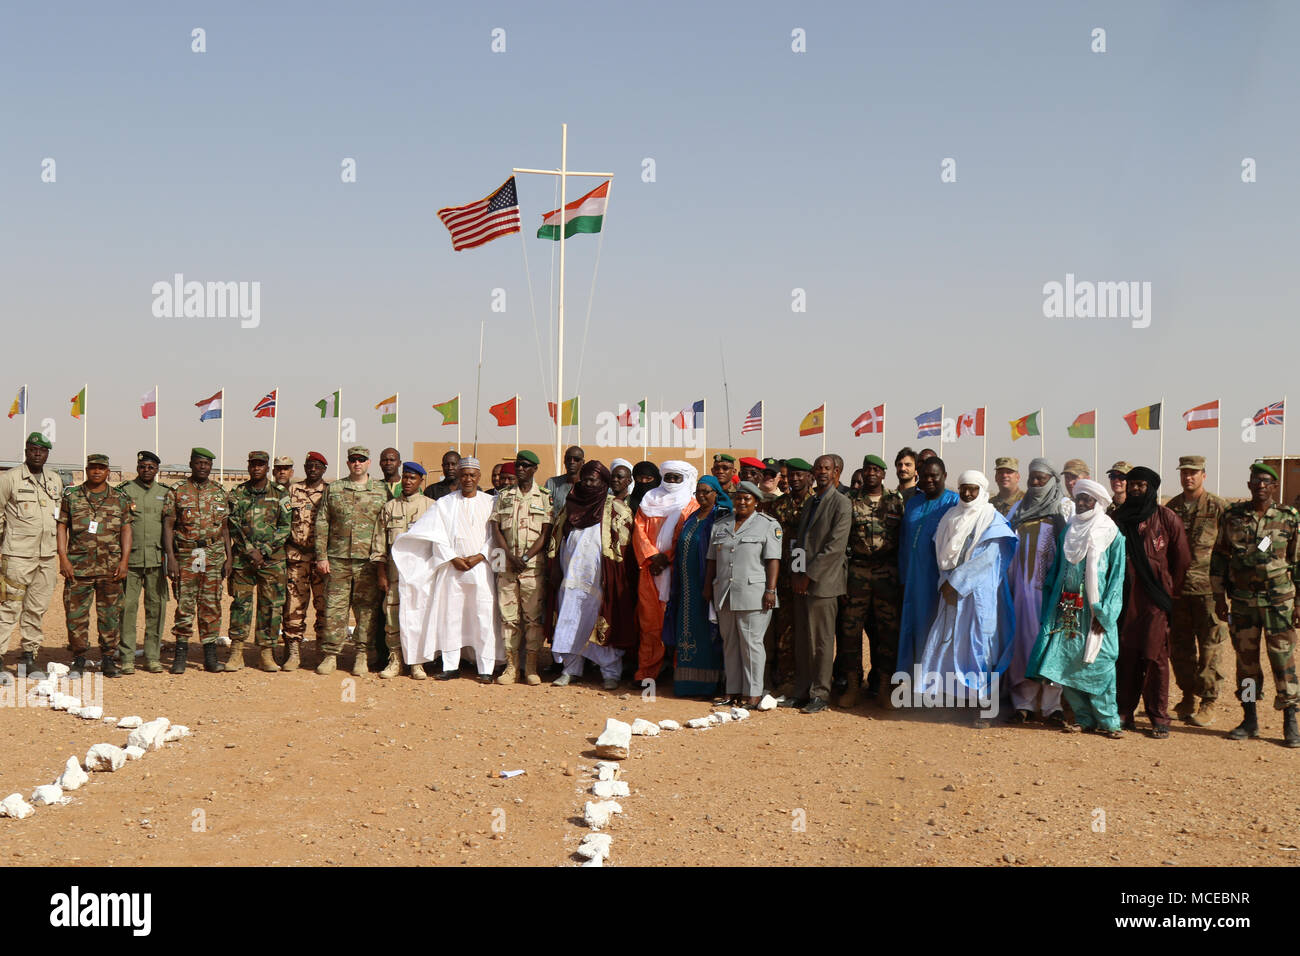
[782,455,853,713]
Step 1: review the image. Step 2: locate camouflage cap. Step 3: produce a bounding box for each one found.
[247,450,270,464]
[1107,460,1132,476]
[86,453,110,467]
[346,446,369,460]
[273,455,294,467]
[191,447,216,461]
[1177,455,1206,471]
[1062,458,1090,477]
[994,456,1019,471]
[26,432,51,449]
[1251,462,1279,481]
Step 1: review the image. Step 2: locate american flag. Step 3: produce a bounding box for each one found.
[1254,400,1284,426]
[253,390,277,419]
[437,177,521,252]
[741,401,762,434]
[915,406,942,438]
[852,404,884,436]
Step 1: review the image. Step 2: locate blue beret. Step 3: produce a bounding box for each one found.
[402,461,427,477]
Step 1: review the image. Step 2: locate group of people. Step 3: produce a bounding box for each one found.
[1,432,1297,746]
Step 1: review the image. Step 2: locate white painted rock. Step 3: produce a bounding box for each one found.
[46,662,70,678]
[116,716,143,729]
[595,763,620,782]
[592,780,630,799]
[594,718,631,760]
[50,693,81,712]
[757,694,778,711]
[124,746,146,761]
[583,800,623,830]
[102,716,117,725]
[629,718,660,737]
[0,793,35,819]
[57,756,89,791]
[686,717,713,729]
[711,711,732,724]
[580,855,603,867]
[657,719,681,731]
[78,706,103,721]
[84,743,127,772]
[32,679,55,698]
[30,784,64,806]
[162,725,190,742]
[577,832,612,861]
[216,635,232,646]
[730,706,750,721]
[127,717,171,752]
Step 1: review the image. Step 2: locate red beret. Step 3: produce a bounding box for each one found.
[739,457,766,470]
[306,451,328,466]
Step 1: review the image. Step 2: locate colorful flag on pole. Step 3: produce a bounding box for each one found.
[616,400,646,428]
[69,387,86,421]
[375,395,397,424]
[315,390,340,418]
[671,400,704,430]
[490,396,518,427]
[8,386,26,420]
[955,407,985,438]
[851,404,884,436]
[1067,410,1095,438]
[433,396,460,425]
[1123,402,1162,434]
[537,180,609,240]
[799,405,825,437]
[139,388,157,420]
[1253,400,1285,426]
[254,390,277,419]
[195,390,222,422]
[741,401,763,435]
[1009,410,1041,441]
[548,397,579,426]
[437,177,521,252]
[915,407,942,438]
[1182,400,1219,431]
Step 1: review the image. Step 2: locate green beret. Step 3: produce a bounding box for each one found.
[26,432,51,449]
[713,453,736,464]
[785,457,813,473]
[516,450,540,466]
[191,447,216,461]
[347,445,369,459]
[86,453,110,467]
[1250,462,1279,481]
[247,450,270,464]
[862,454,888,471]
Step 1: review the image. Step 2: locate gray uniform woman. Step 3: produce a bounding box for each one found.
[705,481,783,705]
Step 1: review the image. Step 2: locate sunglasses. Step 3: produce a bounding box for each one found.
[348,456,368,463]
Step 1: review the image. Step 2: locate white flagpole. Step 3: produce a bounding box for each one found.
[981,406,988,476]
[1281,394,1288,503]
[154,384,159,456]
[577,394,582,447]
[702,397,707,464]
[759,399,765,460]
[82,383,87,470]
[336,388,343,480]
[642,396,648,461]
[1216,397,1222,496]
[395,391,399,459]
[271,386,279,462]
[881,402,887,463]
[821,401,827,457]
[515,394,520,455]
[23,384,28,458]
[1158,396,1165,486]
[457,392,462,454]
[218,385,225,483]
[1093,408,1099,479]
[1038,407,1045,459]
[938,403,945,463]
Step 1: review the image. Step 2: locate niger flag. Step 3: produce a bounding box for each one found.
[1124,402,1161,435]
[799,404,825,437]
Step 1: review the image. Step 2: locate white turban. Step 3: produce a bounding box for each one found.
[934,470,995,571]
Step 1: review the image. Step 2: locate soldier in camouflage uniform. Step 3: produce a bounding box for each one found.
[761,456,815,693]
[224,450,291,673]
[1166,454,1229,726]
[57,454,133,677]
[989,456,1024,517]
[372,461,431,679]
[834,454,904,708]
[1211,462,1300,747]
[315,445,387,677]
[163,447,231,673]
[283,451,329,670]
[489,450,553,686]
[117,450,171,673]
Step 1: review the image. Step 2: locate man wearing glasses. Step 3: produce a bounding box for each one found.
[545,446,585,518]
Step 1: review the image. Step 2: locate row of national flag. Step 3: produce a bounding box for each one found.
[437,177,609,252]
[1009,400,1283,442]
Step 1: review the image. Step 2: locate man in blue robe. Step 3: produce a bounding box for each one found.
[897,456,959,673]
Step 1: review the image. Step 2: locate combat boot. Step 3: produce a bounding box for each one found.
[410,663,427,680]
[1227,701,1259,740]
[223,640,245,672]
[524,651,541,686]
[379,655,402,679]
[496,654,518,685]
[351,650,368,677]
[316,653,337,675]
[170,642,188,674]
[203,644,222,673]
[1186,699,1215,727]
[1284,706,1300,749]
[259,647,281,673]
[19,650,37,678]
[281,640,300,672]
[69,656,87,678]
[836,673,862,708]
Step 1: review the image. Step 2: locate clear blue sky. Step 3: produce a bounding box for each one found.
[2,1,1297,492]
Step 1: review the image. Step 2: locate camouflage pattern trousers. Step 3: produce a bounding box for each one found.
[381,557,405,655]
[173,549,225,646]
[321,558,380,655]
[283,558,326,643]
[497,566,545,658]
[1170,593,1227,702]
[835,559,902,682]
[64,575,124,658]
[228,562,287,648]
[1229,600,1300,709]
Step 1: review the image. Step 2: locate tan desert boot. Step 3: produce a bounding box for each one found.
[315,653,337,675]
[223,640,245,672]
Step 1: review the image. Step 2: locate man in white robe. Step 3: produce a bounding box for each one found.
[393,458,503,681]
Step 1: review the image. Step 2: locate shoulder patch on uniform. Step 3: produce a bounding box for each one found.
[774,527,783,538]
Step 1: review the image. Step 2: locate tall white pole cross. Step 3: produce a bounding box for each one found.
[514,123,614,475]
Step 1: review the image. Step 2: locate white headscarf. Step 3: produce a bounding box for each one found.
[610,458,633,474]
[1062,477,1118,608]
[934,470,997,571]
[638,459,699,602]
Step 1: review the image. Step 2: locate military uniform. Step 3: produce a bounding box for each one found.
[164,477,229,647]
[370,491,431,660]
[315,472,387,658]
[1211,500,1300,709]
[761,487,813,689]
[117,475,172,669]
[0,461,63,657]
[990,489,1024,517]
[490,481,553,681]
[1167,487,1229,707]
[284,478,328,646]
[835,487,905,699]
[59,482,133,664]
[709,508,783,697]
[227,478,291,652]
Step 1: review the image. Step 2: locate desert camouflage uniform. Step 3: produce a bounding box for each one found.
[370,491,431,657]
[284,478,328,643]
[1167,489,1229,702]
[835,487,905,684]
[227,480,291,648]
[316,477,387,655]
[59,484,133,658]
[990,489,1024,518]
[165,478,229,646]
[761,488,813,687]
[1211,501,1300,709]
[490,483,553,663]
